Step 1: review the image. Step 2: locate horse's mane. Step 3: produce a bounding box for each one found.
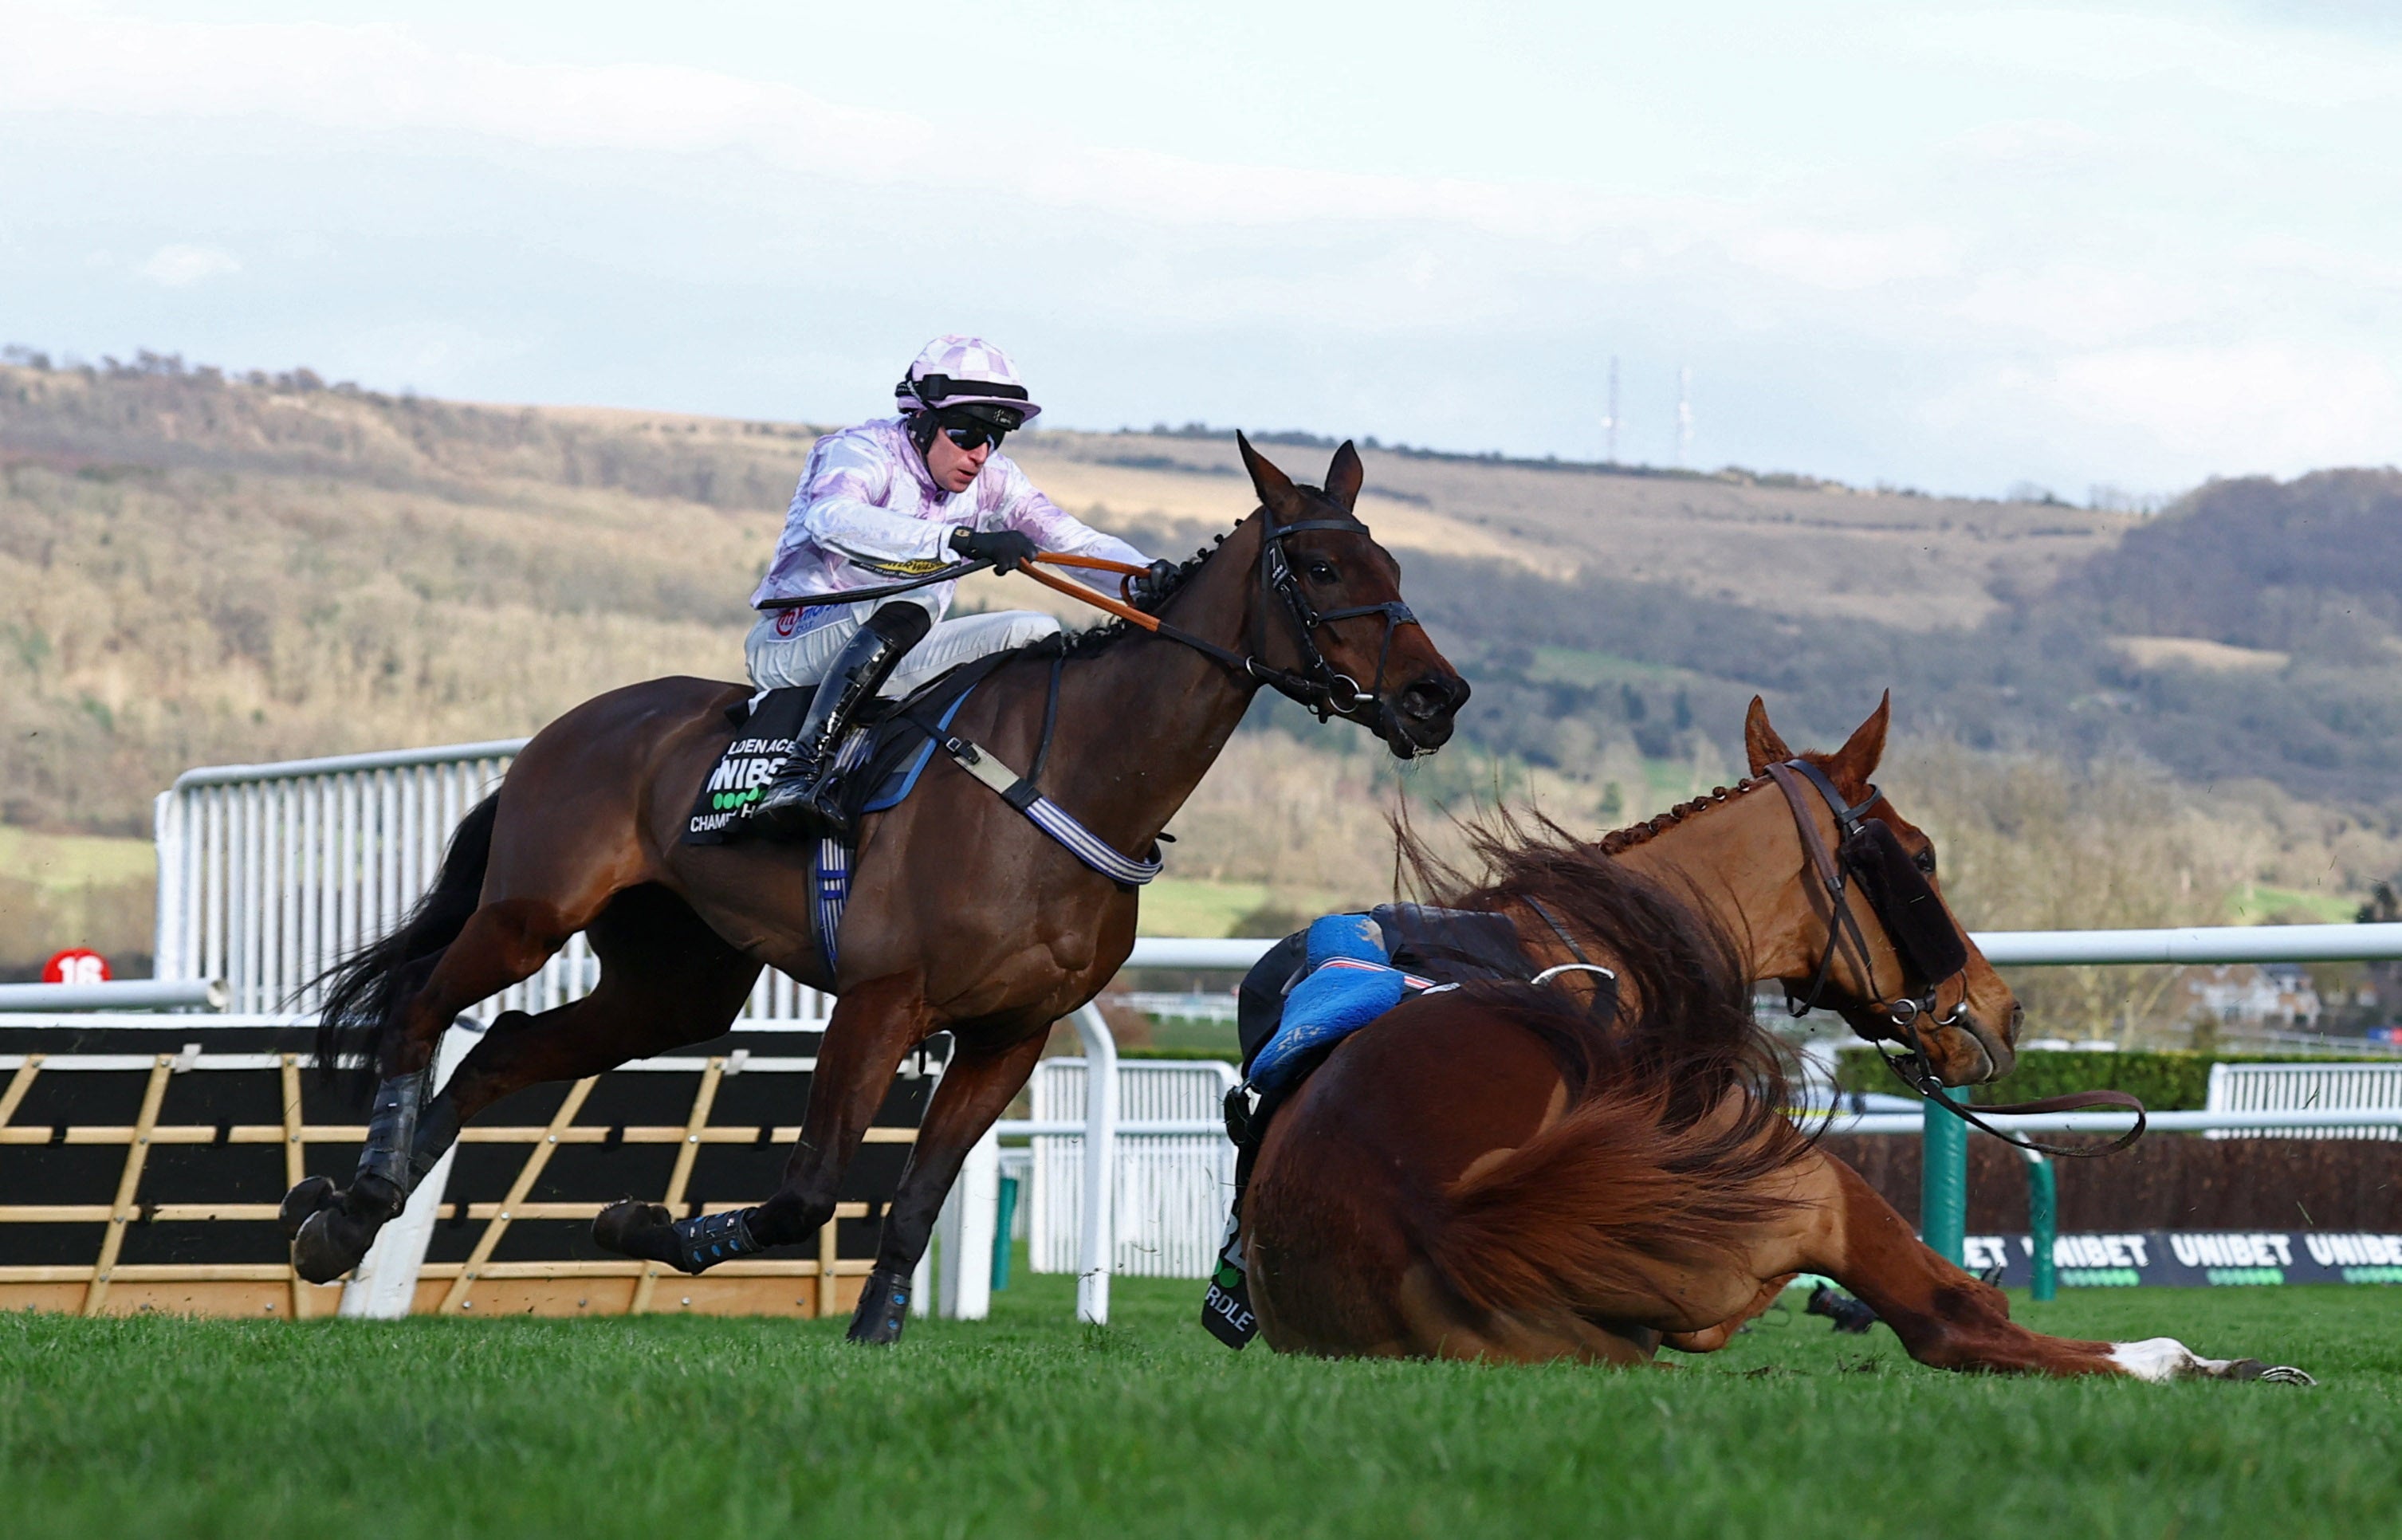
[1386,807,1811,1314]
[1590,775,1770,854]
[1401,805,1796,1132]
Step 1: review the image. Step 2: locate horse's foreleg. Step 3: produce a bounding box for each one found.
[592,972,931,1328]
[1779,1153,2308,1382]
[860,1026,1050,1326]
[289,898,575,1283]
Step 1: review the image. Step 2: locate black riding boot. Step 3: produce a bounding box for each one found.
[747,602,934,841]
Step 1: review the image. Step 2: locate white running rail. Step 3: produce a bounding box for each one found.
[1024,1056,1236,1279]
[2205,1063,2402,1141]
[152,740,831,1024]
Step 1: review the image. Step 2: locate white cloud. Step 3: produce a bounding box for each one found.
[137,244,242,288]
[8,4,2402,494]
[1730,226,1962,291]
[2050,344,2402,469]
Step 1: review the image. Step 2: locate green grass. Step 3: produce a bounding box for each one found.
[2,1275,2392,1538]
[2225,883,2366,925]
[0,824,154,891]
[1135,878,1276,938]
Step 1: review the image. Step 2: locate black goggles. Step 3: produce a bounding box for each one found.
[942,422,1008,452]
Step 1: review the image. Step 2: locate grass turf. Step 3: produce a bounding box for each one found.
[2,1273,2392,1539]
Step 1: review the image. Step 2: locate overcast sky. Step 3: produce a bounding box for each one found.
[6,1,2399,498]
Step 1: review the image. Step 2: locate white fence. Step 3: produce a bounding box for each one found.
[2205,1062,2402,1141]
[152,741,830,1025]
[1027,1057,1236,1278]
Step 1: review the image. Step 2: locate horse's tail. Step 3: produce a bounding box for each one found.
[313,792,501,1099]
[1408,1055,1802,1322]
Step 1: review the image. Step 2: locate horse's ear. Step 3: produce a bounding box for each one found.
[1827,691,1892,786]
[1743,695,1793,776]
[1237,431,1305,522]
[1324,441,1364,512]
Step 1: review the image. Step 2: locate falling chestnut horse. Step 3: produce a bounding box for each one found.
[1242,695,2309,1381]
[283,436,1468,1341]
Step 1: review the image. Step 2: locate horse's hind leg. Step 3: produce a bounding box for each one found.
[289,898,580,1283]
[412,884,763,1173]
[845,1025,1050,1345]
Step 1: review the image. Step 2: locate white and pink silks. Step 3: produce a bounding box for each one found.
[745,413,1153,697]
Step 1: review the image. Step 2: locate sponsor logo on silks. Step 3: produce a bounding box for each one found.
[855,554,954,579]
[774,607,801,637]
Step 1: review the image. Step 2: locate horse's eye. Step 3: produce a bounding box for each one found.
[1913,848,1937,876]
[1306,560,1338,583]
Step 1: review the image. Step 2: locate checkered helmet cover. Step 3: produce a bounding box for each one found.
[895,335,1042,424]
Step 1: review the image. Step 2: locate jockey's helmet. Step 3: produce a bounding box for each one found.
[894,336,1042,433]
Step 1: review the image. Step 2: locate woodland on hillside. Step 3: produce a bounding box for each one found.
[4,355,2400,1035]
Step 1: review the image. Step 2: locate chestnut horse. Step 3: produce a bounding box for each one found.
[285,437,1468,1342]
[1243,696,2310,1381]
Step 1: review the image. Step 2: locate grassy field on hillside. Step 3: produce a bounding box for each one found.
[1,1275,2387,1539]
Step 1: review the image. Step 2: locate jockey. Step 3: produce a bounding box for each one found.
[744,336,1171,839]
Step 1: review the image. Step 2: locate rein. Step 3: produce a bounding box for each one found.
[1765,759,2146,1157]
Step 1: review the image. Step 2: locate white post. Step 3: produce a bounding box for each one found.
[339,1020,476,1318]
[1071,1003,1118,1325]
[934,1126,999,1320]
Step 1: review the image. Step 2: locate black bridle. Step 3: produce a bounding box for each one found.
[1247,515,1423,745]
[1767,758,2145,1157]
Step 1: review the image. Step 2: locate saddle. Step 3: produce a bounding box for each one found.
[1232,904,1534,1071]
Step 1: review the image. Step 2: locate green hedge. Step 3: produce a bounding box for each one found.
[1831,1047,2361,1111]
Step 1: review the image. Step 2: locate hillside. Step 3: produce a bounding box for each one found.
[5,355,2401,996]
[0,355,2112,829]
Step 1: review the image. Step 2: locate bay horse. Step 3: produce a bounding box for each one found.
[1241,696,2310,1381]
[284,436,1469,1342]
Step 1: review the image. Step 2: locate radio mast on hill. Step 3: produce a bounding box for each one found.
[1602,356,1620,463]
[1676,366,1692,467]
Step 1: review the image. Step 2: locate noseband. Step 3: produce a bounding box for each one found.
[1766,758,2145,1157]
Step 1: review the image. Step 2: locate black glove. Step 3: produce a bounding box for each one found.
[1127,558,1181,611]
[949,526,1040,575]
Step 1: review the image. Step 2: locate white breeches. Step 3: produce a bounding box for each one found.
[744,602,1062,696]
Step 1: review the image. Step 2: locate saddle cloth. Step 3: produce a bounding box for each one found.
[682,655,1005,847]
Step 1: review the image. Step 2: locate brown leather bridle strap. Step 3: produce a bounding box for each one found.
[1767,762,2148,1157]
[1764,762,1884,1018]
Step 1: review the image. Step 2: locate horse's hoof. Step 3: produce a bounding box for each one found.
[845,1267,913,1346]
[592,1200,676,1260]
[2223,1360,2316,1387]
[278,1176,338,1239]
[292,1205,377,1284]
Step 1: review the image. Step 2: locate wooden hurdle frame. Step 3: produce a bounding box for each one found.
[0,1047,918,1319]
